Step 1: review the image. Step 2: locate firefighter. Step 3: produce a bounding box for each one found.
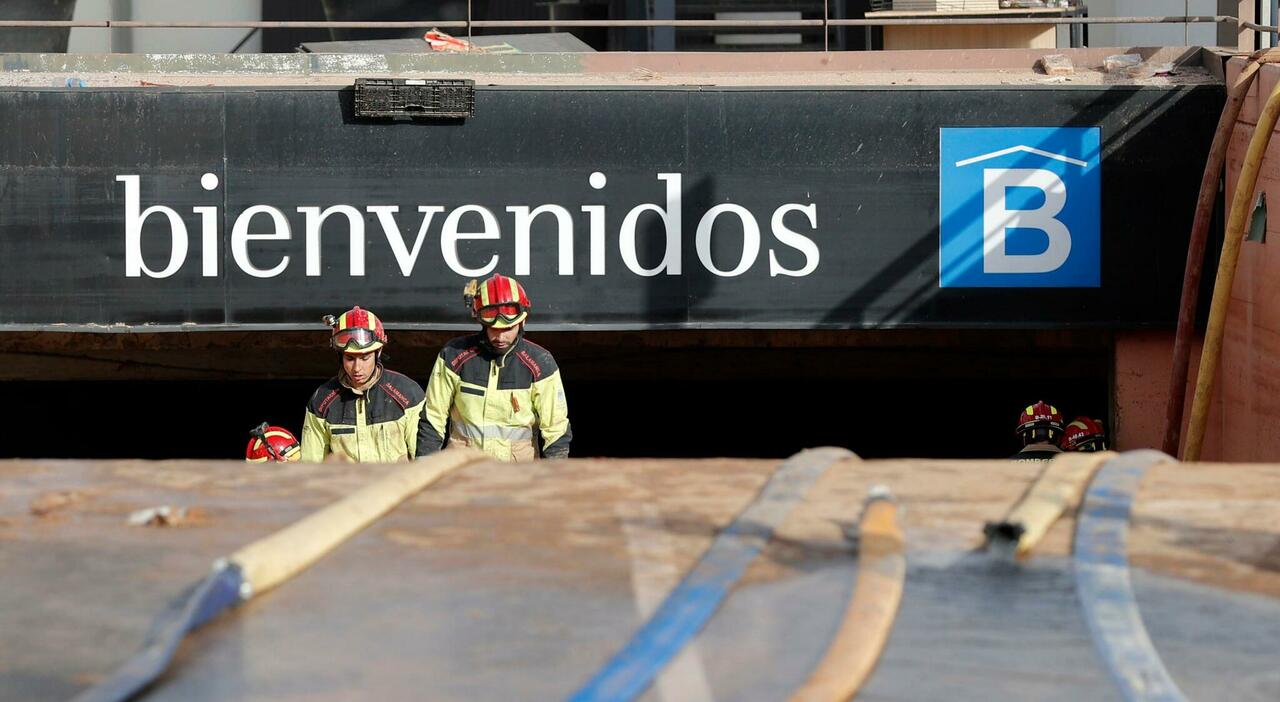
[245,423,301,463]
[417,274,571,462]
[1012,401,1065,461]
[300,306,425,463]
[1061,416,1108,452]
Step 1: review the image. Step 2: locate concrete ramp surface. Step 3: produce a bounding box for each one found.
[1,454,1277,700]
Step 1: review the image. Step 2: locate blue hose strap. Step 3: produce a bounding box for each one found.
[71,562,245,702]
[1073,449,1187,702]
[568,447,853,702]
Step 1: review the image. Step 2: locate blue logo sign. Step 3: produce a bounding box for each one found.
[939,127,1101,288]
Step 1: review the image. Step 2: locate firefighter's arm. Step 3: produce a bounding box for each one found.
[532,370,571,458]
[300,409,330,463]
[402,397,424,458]
[416,356,458,457]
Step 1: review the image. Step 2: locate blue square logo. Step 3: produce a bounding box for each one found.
[939,127,1101,288]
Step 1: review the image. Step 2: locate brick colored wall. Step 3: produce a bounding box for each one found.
[1130,58,1280,462]
[1113,331,1225,458]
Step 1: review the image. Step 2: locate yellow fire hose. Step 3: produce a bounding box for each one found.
[228,448,486,597]
[983,452,1113,561]
[1163,50,1280,457]
[1185,72,1280,462]
[789,488,905,702]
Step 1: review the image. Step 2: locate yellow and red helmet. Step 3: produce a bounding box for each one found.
[324,305,387,353]
[1061,417,1107,452]
[245,423,301,463]
[1016,401,1064,437]
[467,274,531,329]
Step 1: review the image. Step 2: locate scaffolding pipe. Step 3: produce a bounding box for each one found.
[0,16,1271,31]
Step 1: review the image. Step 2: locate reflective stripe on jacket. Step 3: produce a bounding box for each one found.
[417,334,571,462]
[301,367,424,463]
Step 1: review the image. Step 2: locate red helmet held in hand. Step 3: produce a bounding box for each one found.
[246,423,301,462]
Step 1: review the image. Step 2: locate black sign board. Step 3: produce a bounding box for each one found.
[0,85,1222,330]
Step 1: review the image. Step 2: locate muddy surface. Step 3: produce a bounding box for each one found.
[1,456,1276,700]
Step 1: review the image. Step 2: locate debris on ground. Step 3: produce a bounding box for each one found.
[1128,62,1177,78]
[29,490,85,517]
[1038,54,1074,76]
[424,29,472,52]
[631,67,661,81]
[126,505,209,527]
[422,29,518,54]
[1103,54,1143,73]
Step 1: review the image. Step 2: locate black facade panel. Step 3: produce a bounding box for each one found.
[0,84,1223,330]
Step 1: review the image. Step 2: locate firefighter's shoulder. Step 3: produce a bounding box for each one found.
[516,339,560,380]
[378,368,425,407]
[439,334,481,364]
[307,376,344,416]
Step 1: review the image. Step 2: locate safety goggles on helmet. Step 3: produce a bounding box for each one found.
[331,327,382,351]
[475,303,526,326]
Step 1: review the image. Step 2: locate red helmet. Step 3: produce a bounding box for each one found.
[1016,401,1064,437]
[1061,417,1107,452]
[465,274,530,329]
[324,306,387,353]
[246,423,301,462]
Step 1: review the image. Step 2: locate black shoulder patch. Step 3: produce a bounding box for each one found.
[514,350,543,382]
[307,377,344,416]
[440,335,485,373]
[519,339,560,376]
[379,369,425,408]
[440,334,479,359]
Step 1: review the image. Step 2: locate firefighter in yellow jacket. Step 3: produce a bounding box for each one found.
[417,274,571,461]
[301,306,425,462]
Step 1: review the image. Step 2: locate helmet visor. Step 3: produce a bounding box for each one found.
[477,303,524,326]
[276,440,301,461]
[332,327,381,351]
[1072,436,1106,451]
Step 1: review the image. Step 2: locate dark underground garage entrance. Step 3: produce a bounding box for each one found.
[0,329,1110,461]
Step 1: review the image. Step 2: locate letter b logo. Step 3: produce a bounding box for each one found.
[939,127,1100,287]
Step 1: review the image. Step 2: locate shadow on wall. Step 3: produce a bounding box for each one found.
[0,0,76,52]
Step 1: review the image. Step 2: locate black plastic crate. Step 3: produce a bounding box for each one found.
[353,78,476,119]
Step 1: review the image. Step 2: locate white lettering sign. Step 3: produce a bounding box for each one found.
[117,172,822,280]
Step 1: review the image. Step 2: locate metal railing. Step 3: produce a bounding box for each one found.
[0,14,1275,53]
